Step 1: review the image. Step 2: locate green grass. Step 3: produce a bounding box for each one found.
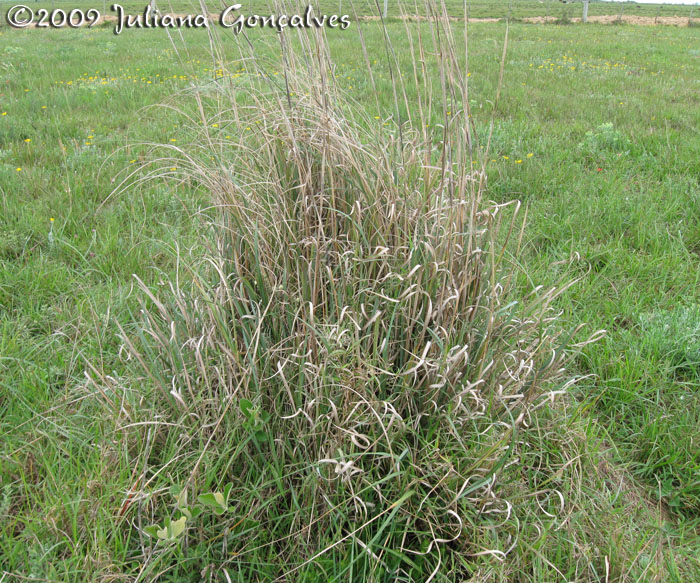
[1,7,700,582]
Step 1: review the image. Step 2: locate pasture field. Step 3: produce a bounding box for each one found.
[1,5,700,582]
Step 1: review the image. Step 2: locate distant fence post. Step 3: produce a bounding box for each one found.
[384,0,388,19]
[582,0,588,23]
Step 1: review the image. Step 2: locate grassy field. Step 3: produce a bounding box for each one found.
[1,3,700,581]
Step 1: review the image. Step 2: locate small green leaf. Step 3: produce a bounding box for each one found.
[240,399,254,420]
[198,493,220,507]
[143,525,159,538]
[156,515,187,541]
[254,430,268,443]
[170,516,187,538]
[173,488,187,510]
[199,490,228,514]
[223,482,233,504]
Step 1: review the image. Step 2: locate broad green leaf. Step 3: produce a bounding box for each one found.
[199,492,227,513]
[170,516,187,538]
[143,525,159,538]
[155,516,187,541]
[198,493,219,506]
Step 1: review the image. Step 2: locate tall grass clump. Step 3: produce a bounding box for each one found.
[105,3,601,580]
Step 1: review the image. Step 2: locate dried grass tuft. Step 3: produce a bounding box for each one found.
[105,2,601,579]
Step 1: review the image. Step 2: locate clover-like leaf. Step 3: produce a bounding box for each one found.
[198,491,227,514]
[157,516,187,541]
[143,525,160,538]
[169,516,187,538]
[197,492,218,506]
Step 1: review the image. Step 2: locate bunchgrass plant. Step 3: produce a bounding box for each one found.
[104,2,602,580]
